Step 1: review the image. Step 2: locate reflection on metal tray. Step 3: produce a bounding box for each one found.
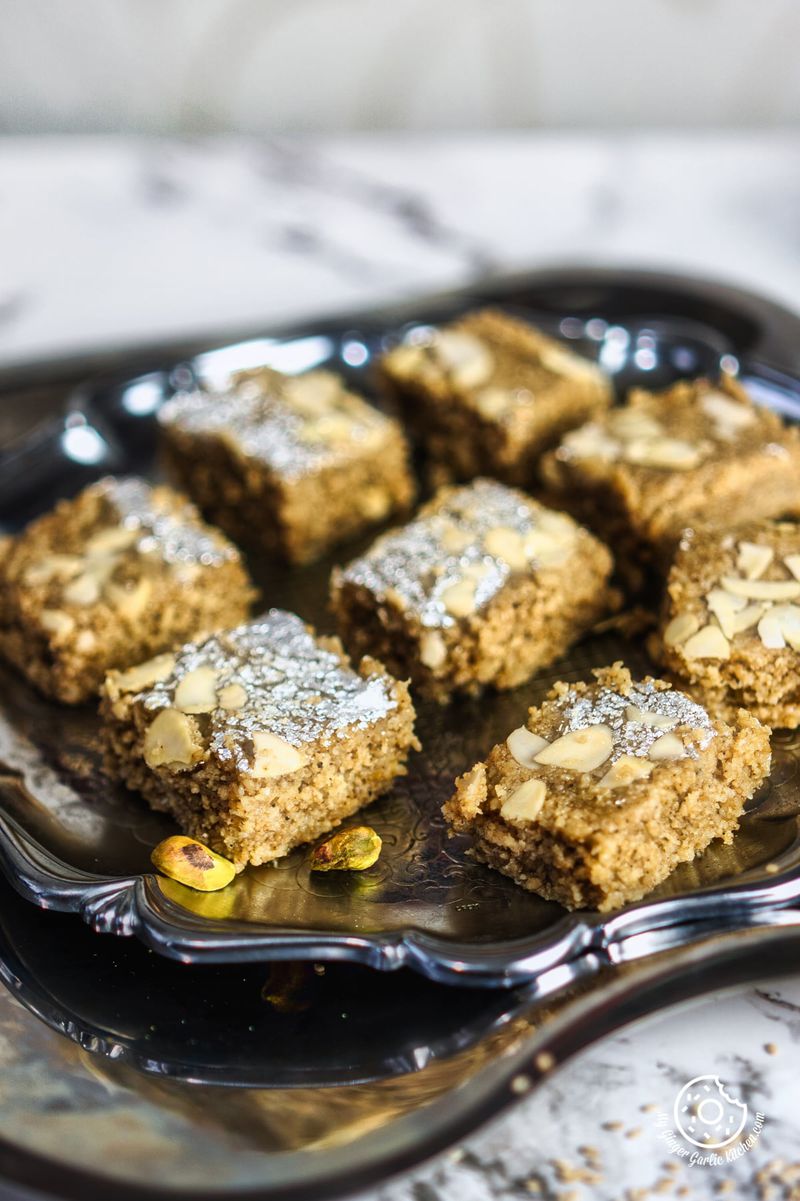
[1,267,800,988]
[0,875,527,1089]
[2,908,800,1201]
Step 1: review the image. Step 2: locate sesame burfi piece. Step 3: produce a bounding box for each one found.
[443,663,771,911]
[158,368,415,565]
[0,477,254,704]
[380,308,612,486]
[540,376,800,590]
[330,478,616,703]
[100,611,418,868]
[650,519,800,727]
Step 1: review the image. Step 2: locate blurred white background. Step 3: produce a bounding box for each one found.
[2,0,800,133]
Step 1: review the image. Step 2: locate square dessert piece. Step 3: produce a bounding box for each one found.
[0,477,254,704]
[100,610,418,868]
[540,376,800,589]
[158,368,415,565]
[380,308,612,486]
[443,664,771,911]
[651,519,800,728]
[330,478,616,702]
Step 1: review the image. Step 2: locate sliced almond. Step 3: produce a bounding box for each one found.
[771,603,800,651]
[663,612,701,648]
[85,526,139,557]
[439,524,474,554]
[75,629,96,653]
[622,436,704,471]
[441,577,477,618]
[385,343,426,379]
[40,609,76,639]
[143,708,203,769]
[561,423,621,462]
[784,554,800,582]
[382,587,407,613]
[111,653,176,695]
[174,666,219,713]
[23,554,83,586]
[500,778,547,823]
[648,732,686,761]
[624,705,676,730]
[732,603,766,634]
[758,614,786,650]
[706,587,747,639]
[63,574,102,606]
[608,409,664,440]
[534,724,614,772]
[597,754,654,789]
[523,514,576,567]
[283,371,342,416]
[682,624,731,660]
[506,727,550,768]
[301,413,353,445]
[538,343,601,380]
[462,560,491,582]
[359,487,390,521]
[106,577,152,620]
[484,526,528,571]
[434,330,494,388]
[218,682,248,710]
[701,390,755,439]
[472,387,513,420]
[537,510,577,540]
[251,731,308,778]
[736,541,774,580]
[720,575,800,602]
[419,630,447,670]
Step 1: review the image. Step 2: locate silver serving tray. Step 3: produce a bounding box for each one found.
[1,906,800,1201]
[2,267,800,988]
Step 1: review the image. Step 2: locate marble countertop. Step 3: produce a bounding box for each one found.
[0,132,799,1200]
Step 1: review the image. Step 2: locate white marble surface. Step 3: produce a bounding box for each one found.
[1,132,799,368]
[380,977,800,1201]
[1,133,800,1201]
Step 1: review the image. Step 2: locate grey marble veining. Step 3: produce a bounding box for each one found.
[1,133,800,367]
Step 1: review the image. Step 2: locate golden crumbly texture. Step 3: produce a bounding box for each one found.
[540,376,800,590]
[161,384,415,566]
[443,663,771,911]
[651,519,800,727]
[380,308,612,487]
[0,483,254,705]
[100,645,418,869]
[330,487,617,703]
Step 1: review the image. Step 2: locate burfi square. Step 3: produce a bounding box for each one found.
[650,519,800,728]
[159,368,415,565]
[100,610,418,868]
[540,376,800,590]
[0,477,254,704]
[443,664,771,911]
[380,308,612,486]
[330,478,616,702]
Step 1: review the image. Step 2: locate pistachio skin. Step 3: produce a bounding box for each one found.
[309,826,382,872]
[151,835,236,892]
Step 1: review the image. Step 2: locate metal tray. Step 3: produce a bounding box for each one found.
[2,267,800,988]
[1,903,800,1201]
